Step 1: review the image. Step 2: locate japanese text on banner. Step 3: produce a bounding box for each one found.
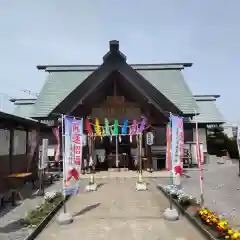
[71,120,83,167]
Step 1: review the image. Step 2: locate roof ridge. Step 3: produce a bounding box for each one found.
[37,63,192,71]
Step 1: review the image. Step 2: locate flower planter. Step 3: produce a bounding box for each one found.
[157,185,240,240]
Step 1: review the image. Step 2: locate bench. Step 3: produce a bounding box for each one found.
[0,189,18,207]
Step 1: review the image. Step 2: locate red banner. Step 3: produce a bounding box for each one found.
[165,123,171,171]
[52,126,60,161]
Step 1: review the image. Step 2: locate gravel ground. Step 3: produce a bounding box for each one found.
[37,178,205,240]
[155,157,240,229]
[0,180,61,240]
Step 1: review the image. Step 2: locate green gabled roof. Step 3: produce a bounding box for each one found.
[137,69,198,115]
[32,64,198,117]
[33,71,93,117]
[191,95,225,123]
[14,104,34,118]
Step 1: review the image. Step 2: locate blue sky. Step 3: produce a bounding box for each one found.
[0,0,239,122]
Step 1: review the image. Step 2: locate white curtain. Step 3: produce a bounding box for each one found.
[0,129,10,155]
[13,130,27,155]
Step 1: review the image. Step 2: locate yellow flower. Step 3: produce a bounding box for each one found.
[228,229,233,235]
[203,209,208,214]
[219,220,228,228]
[231,232,240,239]
[225,236,229,239]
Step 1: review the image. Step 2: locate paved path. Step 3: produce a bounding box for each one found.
[38,178,205,240]
[79,170,170,179]
[157,159,240,229]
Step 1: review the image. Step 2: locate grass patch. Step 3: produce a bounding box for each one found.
[22,192,63,228]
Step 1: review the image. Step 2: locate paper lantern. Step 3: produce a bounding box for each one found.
[121,120,128,135]
[113,119,119,135]
[104,118,110,136]
[95,119,101,136]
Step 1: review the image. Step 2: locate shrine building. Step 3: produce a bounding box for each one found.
[11,40,225,170]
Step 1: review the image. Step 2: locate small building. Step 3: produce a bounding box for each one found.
[223,122,236,138]
[11,40,225,170]
[0,110,42,194]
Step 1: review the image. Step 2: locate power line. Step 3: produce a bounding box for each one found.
[0,92,14,99]
[21,89,39,97]
[0,81,39,97]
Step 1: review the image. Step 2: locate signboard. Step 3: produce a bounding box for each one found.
[40,120,55,126]
[47,148,55,157]
[207,124,220,129]
[146,132,154,145]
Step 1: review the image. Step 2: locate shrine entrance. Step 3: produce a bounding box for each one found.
[94,135,134,171]
[71,71,169,172]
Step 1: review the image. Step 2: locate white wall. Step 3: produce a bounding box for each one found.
[193,127,207,152]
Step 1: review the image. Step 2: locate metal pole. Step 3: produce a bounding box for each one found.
[61,114,67,213]
[168,117,173,210]
[195,110,204,207]
[139,134,142,175]
[116,136,119,168]
[236,126,240,176]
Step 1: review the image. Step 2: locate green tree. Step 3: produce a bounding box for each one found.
[207,126,226,156]
[207,126,239,158]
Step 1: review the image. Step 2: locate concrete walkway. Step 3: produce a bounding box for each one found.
[38,179,204,240]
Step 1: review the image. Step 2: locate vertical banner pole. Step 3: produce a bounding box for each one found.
[139,133,143,175]
[80,118,83,173]
[195,110,204,207]
[236,126,240,176]
[169,114,173,210]
[116,135,118,168]
[61,114,67,214]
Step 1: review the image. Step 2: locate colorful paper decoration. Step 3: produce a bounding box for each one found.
[130,120,137,135]
[113,119,119,135]
[138,118,147,133]
[129,120,137,142]
[121,120,128,135]
[95,118,101,136]
[104,118,110,136]
[85,119,93,135]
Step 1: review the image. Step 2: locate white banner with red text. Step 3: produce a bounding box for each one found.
[63,116,83,196]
